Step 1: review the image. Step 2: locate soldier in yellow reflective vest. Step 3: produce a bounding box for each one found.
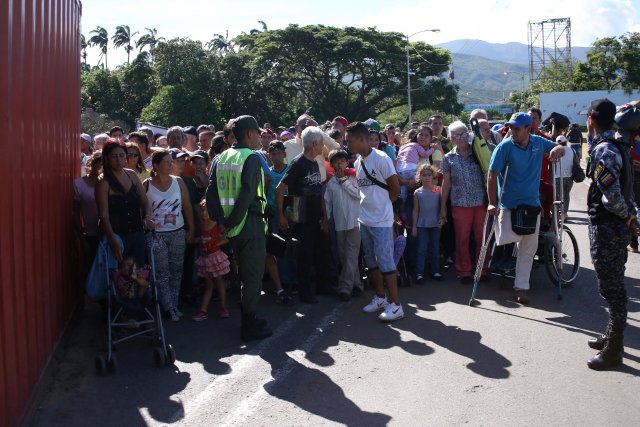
[206,115,272,341]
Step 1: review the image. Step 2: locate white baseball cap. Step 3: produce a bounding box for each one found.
[556,135,568,144]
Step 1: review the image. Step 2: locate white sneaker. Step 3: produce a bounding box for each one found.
[175,308,184,317]
[379,302,404,322]
[169,309,180,322]
[362,295,387,313]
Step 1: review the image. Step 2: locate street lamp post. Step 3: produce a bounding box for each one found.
[504,71,525,111]
[406,29,440,123]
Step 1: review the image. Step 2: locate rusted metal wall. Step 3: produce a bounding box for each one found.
[0,0,82,425]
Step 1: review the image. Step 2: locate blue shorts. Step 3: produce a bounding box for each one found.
[360,224,396,274]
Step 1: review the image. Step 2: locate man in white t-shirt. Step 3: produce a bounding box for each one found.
[346,121,403,321]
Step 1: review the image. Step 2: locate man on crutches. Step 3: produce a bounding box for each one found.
[485,113,566,304]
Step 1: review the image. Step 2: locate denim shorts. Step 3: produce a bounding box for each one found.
[360,224,396,274]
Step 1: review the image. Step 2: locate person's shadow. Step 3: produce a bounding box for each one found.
[256,304,394,426]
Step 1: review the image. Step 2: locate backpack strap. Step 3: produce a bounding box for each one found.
[361,160,390,191]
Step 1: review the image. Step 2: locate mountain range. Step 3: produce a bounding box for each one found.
[433,40,592,104]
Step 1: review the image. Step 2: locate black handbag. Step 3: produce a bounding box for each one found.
[266,231,299,260]
[571,156,585,183]
[511,205,541,235]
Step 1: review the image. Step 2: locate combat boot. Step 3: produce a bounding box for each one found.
[241,314,273,342]
[587,328,623,371]
[588,322,611,350]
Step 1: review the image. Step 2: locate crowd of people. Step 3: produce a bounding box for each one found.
[75,102,639,369]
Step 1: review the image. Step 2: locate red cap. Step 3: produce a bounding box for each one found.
[333,116,349,127]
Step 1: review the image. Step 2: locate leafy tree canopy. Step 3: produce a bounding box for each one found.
[233,25,461,123]
[140,85,222,127]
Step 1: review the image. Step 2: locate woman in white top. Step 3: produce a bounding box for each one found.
[553,135,575,219]
[146,150,195,321]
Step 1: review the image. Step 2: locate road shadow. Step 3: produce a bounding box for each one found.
[31,301,191,426]
[255,302,394,426]
[263,357,392,426]
[466,260,640,355]
[309,292,511,380]
[397,304,512,378]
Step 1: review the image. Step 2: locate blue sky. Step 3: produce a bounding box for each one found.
[81,0,640,67]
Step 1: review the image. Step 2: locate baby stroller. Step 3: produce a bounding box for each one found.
[92,232,176,375]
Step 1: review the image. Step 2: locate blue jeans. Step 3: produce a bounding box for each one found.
[415,227,441,276]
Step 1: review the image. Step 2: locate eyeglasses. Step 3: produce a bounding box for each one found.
[450,132,469,140]
[127,152,139,158]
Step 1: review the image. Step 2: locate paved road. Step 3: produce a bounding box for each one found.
[31,179,640,426]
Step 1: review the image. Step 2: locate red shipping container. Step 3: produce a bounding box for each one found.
[0,1,82,425]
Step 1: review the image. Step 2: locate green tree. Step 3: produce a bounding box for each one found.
[112,25,138,64]
[574,37,623,91]
[153,38,212,87]
[206,31,234,56]
[81,68,123,120]
[618,32,640,91]
[217,50,296,126]
[140,85,222,127]
[80,34,88,70]
[142,38,223,126]
[88,26,109,68]
[518,61,576,108]
[232,25,460,124]
[136,28,165,59]
[119,53,160,127]
[249,21,268,36]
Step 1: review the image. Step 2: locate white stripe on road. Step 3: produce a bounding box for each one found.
[219,307,346,427]
[149,304,347,426]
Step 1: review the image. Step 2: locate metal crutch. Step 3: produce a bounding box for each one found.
[551,160,564,299]
[469,164,510,306]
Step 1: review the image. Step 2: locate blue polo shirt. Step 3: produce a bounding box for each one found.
[489,134,555,209]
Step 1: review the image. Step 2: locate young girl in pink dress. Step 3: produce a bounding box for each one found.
[192,200,231,321]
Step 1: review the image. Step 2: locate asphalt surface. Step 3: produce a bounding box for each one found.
[30,178,640,426]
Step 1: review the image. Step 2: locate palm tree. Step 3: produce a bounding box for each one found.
[206,31,233,55]
[249,21,268,36]
[136,28,165,58]
[80,34,88,67]
[88,26,109,68]
[112,25,138,64]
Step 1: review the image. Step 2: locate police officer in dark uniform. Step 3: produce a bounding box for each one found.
[584,99,640,370]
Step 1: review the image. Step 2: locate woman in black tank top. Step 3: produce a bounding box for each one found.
[96,140,153,264]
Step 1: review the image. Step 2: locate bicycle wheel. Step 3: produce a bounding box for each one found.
[545,225,580,285]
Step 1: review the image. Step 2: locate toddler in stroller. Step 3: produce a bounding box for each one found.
[93,234,176,375]
[113,256,150,300]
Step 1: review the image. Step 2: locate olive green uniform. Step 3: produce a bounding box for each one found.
[206,146,266,317]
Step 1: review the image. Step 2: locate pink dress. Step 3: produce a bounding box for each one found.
[194,223,231,278]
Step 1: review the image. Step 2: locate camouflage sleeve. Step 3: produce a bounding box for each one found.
[592,144,629,219]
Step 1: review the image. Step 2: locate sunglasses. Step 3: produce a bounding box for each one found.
[451,132,469,140]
